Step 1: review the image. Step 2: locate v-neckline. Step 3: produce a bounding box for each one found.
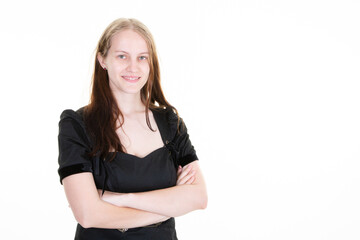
[114,108,167,159]
[117,145,167,160]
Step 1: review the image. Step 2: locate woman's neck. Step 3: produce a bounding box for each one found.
[113,91,145,116]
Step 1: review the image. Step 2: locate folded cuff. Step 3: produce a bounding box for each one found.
[58,163,92,184]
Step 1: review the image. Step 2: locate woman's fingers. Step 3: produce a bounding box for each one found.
[182,174,196,185]
[187,175,196,184]
[177,166,196,185]
[177,171,196,185]
[178,164,192,179]
[177,166,182,177]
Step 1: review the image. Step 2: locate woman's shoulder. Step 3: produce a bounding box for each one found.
[152,106,179,126]
[60,107,86,121]
[58,106,91,144]
[59,106,87,129]
[152,105,179,117]
[152,106,185,139]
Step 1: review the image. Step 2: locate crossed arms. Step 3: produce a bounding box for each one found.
[62,160,207,229]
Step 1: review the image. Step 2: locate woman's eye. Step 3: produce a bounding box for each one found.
[118,55,126,59]
[139,56,148,60]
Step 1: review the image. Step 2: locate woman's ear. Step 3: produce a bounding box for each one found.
[97,53,106,69]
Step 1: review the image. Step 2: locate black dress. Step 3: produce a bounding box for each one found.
[57,107,198,240]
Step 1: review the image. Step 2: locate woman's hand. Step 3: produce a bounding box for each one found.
[176,164,196,185]
[123,161,207,217]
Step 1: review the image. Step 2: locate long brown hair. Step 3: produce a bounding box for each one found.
[84,18,176,161]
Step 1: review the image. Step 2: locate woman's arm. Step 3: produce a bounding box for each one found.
[101,161,208,217]
[62,172,170,229]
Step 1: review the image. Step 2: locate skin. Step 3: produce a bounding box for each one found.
[100,161,206,218]
[62,29,207,229]
[98,29,150,97]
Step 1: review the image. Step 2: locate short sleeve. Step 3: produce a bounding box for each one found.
[58,109,93,184]
[168,110,198,167]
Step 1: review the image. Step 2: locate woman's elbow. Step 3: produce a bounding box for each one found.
[197,189,208,210]
[72,205,97,229]
[200,193,208,209]
[74,210,92,229]
[77,217,90,229]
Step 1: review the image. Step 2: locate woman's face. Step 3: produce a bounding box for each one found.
[98,29,150,96]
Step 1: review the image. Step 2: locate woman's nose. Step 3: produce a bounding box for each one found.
[126,58,138,72]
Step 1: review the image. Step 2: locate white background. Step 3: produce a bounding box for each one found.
[0,0,359,239]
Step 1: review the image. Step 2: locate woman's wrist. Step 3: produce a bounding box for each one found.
[124,192,135,208]
[100,191,128,207]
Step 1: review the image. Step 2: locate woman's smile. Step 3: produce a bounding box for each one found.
[122,75,141,83]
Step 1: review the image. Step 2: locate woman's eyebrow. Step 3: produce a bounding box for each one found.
[114,50,149,55]
[114,50,128,54]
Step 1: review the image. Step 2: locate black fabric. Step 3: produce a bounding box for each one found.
[75,218,177,240]
[57,107,198,240]
[58,109,93,183]
[152,108,198,167]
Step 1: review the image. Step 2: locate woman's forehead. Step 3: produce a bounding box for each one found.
[110,30,148,53]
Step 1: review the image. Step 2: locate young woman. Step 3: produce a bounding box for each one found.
[57,18,207,239]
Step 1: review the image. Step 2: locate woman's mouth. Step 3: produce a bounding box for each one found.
[122,76,141,83]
